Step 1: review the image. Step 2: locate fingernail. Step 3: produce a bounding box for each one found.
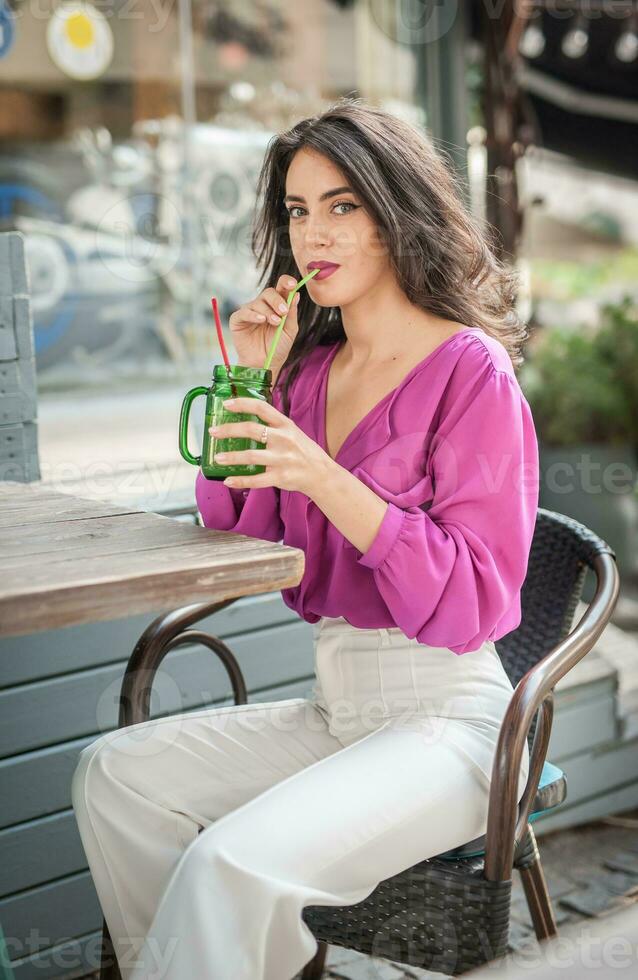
[223,399,234,406]
[278,303,288,313]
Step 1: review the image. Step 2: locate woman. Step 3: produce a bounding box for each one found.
[72,98,537,980]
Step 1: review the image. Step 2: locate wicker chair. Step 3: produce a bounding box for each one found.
[98,508,619,979]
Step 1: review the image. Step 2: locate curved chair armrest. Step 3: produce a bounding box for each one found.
[483,549,620,881]
[117,596,243,727]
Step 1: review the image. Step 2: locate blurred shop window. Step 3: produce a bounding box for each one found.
[0,0,426,390]
[0,0,427,506]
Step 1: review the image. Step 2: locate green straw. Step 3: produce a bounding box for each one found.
[263,267,321,372]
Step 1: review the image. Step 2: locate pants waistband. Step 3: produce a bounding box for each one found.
[313,615,484,652]
[314,615,403,635]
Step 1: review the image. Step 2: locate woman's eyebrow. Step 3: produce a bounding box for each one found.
[284,185,355,203]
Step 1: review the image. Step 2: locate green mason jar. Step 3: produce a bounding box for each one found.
[179,364,273,481]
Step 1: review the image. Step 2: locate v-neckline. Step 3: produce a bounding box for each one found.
[319,327,479,464]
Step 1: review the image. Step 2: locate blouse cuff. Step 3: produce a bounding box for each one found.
[356,501,405,569]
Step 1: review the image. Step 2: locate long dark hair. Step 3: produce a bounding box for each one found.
[251,96,528,417]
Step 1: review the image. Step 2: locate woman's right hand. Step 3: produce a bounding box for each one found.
[229,275,301,380]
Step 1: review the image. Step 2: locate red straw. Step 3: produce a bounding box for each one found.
[211,297,231,369]
[211,297,237,399]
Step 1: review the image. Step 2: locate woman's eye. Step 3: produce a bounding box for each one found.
[333,201,357,215]
[287,201,358,219]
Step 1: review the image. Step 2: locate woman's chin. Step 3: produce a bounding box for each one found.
[307,282,351,306]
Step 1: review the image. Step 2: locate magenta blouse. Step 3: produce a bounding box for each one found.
[195,327,540,654]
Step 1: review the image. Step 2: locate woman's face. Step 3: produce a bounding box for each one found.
[284,147,392,308]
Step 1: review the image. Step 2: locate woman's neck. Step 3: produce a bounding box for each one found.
[338,311,466,371]
[338,280,459,369]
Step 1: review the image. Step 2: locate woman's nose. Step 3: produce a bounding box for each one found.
[304,216,331,247]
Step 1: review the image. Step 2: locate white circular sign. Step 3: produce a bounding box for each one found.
[47,2,113,80]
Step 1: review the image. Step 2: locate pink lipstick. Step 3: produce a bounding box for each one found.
[307,261,340,281]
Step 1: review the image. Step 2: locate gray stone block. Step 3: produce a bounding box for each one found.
[0,422,40,481]
[0,357,38,425]
[600,870,638,896]
[604,850,638,877]
[0,455,40,482]
[559,881,627,917]
[13,296,36,360]
[0,297,17,360]
[0,232,29,296]
[0,297,35,362]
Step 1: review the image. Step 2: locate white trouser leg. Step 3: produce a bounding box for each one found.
[71,697,342,979]
[74,711,511,980]
[72,620,529,980]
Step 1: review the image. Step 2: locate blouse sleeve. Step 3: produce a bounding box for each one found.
[354,366,539,654]
[194,370,290,543]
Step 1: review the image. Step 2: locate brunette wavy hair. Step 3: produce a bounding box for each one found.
[251,97,528,417]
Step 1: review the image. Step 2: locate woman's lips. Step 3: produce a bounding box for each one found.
[308,264,340,281]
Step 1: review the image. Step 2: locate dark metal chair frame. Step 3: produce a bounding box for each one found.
[98,508,619,978]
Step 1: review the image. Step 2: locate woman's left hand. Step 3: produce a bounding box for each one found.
[208,397,331,496]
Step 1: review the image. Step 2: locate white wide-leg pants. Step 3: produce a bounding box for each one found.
[71,616,530,980]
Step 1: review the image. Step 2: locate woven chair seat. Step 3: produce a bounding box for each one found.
[300,764,566,974]
[302,848,513,976]
[300,764,565,975]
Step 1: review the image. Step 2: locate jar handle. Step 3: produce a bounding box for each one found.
[178,386,208,466]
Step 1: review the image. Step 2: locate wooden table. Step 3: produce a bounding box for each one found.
[0,480,305,980]
[0,481,304,637]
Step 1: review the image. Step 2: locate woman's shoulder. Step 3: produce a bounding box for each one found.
[422,329,533,451]
[431,328,525,407]
[390,329,529,451]
[450,327,517,380]
[395,328,519,412]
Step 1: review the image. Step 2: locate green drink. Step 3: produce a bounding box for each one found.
[179,364,272,480]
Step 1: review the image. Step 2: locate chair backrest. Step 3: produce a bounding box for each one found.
[495,508,616,752]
